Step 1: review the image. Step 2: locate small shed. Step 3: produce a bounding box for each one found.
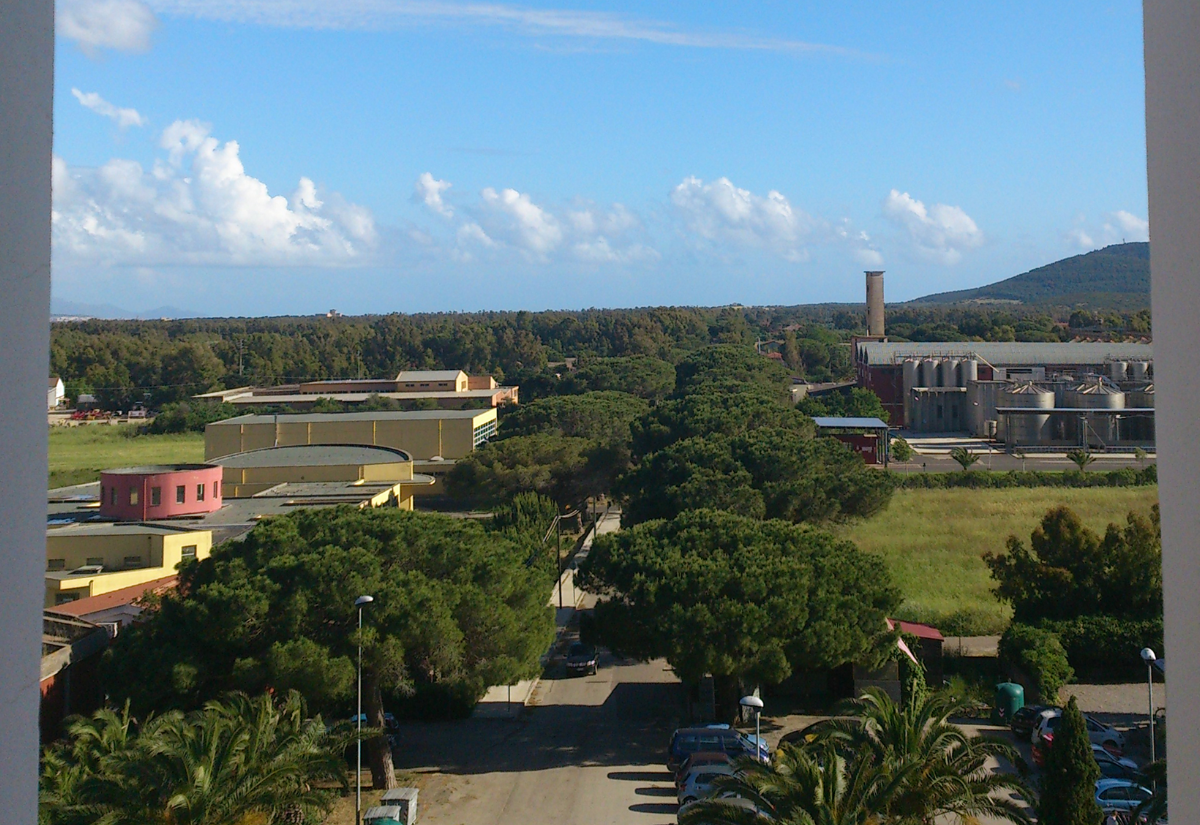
[811,417,891,465]
[888,618,944,685]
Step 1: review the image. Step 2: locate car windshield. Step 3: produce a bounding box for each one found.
[568,643,590,657]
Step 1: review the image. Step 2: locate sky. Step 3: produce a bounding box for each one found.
[50,0,1150,317]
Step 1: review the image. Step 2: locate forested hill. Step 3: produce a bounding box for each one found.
[914,242,1149,309]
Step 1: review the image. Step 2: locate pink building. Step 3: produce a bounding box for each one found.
[98,465,223,521]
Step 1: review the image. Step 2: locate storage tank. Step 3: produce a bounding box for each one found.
[920,358,939,388]
[1001,383,1054,447]
[940,359,960,389]
[1068,381,1126,446]
[1110,361,1128,382]
[960,359,978,387]
[1127,384,1155,442]
[1131,361,1150,381]
[902,360,919,427]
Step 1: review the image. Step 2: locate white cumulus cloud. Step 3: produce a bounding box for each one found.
[1066,210,1149,251]
[478,187,563,255]
[882,189,983,264]
[1108,210,1150,241]
[671,176,817,260]
[58,0,158,54]
[71,88,146,129]
[52,119,376,266]
[414,173,454,218]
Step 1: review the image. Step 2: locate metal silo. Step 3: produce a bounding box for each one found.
[1001,383,1054,447]
[1068,381,1126,447]
[902,359,919,426]
[1110,361,1128,382]
[920,358,939,388]
[960,359,978,386]
[1131,361,1150,381]
[1127,383,1155,442]
[940,359,960,389]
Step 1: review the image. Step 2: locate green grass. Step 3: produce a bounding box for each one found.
[839,486,1160,636]
[49,424,205,489]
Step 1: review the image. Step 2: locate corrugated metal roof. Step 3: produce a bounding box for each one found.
[812,417,890,429]
[395,369,467,381]
[858,341,1153,367]
[210,408,495,425]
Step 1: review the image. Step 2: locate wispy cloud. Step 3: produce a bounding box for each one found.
[72,88,147,129]
[146,0,867,54]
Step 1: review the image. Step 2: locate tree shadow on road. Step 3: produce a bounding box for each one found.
[608,770,673,782]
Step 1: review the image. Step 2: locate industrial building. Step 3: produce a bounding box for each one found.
[98,464,224,520]
[44,523,212,607]
[196,369,518,410]
[849,271,1155,451]
[812,417,891,465]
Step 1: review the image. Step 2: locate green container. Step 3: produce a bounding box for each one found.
[993,682,1024,724]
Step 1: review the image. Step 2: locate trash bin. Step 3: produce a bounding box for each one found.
[993,682,1024,724]
[380,788,419,824]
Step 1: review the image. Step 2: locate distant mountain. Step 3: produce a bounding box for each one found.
[50,298,200,320]
[914,242,1149,309]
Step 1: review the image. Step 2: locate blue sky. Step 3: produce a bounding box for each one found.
[50,1,1149,316]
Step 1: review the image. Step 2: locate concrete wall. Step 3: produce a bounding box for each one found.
[99,466,223,519]
[45,531,212,605]
[221,459,413,497]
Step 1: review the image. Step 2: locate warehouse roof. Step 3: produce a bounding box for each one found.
[395,369,467,381]
[857,341,1153,367]
[222,390,508,405]
[209,408,495,425]
[101,464,218,474]
[812,417,890,429]
[213,444,413,468]
[46,522,207,537]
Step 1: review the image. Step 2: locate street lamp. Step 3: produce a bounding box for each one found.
[740,694,765,763]
[1140,647,1157,764]
[355,595,374,825]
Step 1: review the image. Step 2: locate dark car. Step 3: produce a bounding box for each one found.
[565,643,598,676]
[1010,704,1051,741]
[667,727,768,772]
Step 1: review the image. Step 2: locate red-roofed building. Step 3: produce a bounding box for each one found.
[46,575,177,635]
[888,618,944,684]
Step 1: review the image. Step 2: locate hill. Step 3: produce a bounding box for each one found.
[914,242,1149,309]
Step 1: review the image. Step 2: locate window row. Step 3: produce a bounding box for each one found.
[101,480,220,507]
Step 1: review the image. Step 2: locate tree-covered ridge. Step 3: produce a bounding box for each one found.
[915,241,1150,309]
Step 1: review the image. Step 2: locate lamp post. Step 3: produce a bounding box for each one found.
[1140,647,1157,764]
[740,694,764,763]
[355,595,374,825]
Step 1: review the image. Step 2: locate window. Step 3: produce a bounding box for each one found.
[86,557,103,567]
[150,486,161,506]
[110,487,117,506]
[176,485,186,503]
[181,544,197,560]
[123,555,143,567]
[473,418,497,447]
[214,480,220,498]
[129,488,138,505]
[55,593,80,605]
[47,559,65,571]
[196,483,205,501]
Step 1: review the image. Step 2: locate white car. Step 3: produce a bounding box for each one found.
[677,764,735,806]
[677,793,758,822]
[1033,708,1126,753]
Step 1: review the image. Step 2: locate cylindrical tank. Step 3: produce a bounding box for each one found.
[1127,384,1155,442]
[993,682,1025,724]
[1131,361,1150,381]
[1068,381,1126,446]
[961,359,978,387]
[920,358,939,389]
[1110,361,1128,382]
[940,359,959,390]
[902,360,919,427]
[1001,383,1054,447]
[865,271,885,337]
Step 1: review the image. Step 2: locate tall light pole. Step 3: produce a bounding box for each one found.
[1141,647,1157,764]
[355,595,374,825]
[740,694,765,763]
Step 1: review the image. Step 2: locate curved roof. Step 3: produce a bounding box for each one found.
[213,444,413,468]
[102,464,220,474]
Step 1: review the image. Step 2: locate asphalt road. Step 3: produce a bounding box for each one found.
[394,653,686,825]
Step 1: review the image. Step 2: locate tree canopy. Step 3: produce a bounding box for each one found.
[447,433,609,509]
[983,505,1162,622]
[1037,697,1101,825]
[554,355,676,401]
[498,391,648,445]
[103,507,555,787]
[578,509,900,703]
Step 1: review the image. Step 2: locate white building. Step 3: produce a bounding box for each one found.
[47,377,64,410]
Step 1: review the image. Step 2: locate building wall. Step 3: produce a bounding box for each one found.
[831,433,881,465]
[858,364,906,427]
[221,459,413,497]
[98,466,223,520]
[45,530,212,604]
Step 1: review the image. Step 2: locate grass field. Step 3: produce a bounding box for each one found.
[49,425,205,489]
[839,486,1160,636]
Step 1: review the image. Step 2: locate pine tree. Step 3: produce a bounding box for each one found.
[1037,696,1101,825]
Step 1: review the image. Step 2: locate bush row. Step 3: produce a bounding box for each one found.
[998,623,1074,702]
[897,465,1156,489]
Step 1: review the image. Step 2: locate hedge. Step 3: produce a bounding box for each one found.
[1038,615,1163,682]
[999,623,1074,702]
[897,465,1156,489]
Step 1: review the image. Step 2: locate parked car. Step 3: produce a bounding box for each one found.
[1009,704,1051,740]
[1033,708,1126,754]
[1031,707,1063,744]
[677,763,735,806]
[1093,745,1140,781]
[675,751,733,788]
[667,727,768,772]
[677,792,759,820]
[565,643,598,676]
[1095,778,1153,814]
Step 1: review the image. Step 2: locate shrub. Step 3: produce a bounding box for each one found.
[1039,615,1163,681]
[898,466,1156,489]
[999,623,1074,702]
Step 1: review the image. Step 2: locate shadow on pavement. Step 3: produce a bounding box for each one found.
[608,770,674,782]
[629,802,677,815]
[634,787,676,797]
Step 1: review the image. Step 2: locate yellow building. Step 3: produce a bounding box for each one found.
[205,408,498,463]
[196,370,518,410]
[212,444,432,504]
[45,524,212,607]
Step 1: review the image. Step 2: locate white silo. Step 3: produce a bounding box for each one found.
[920,358,939,388]
[1068,381,1126,446]
[940,359,960,389]
[1001,383,1055,448]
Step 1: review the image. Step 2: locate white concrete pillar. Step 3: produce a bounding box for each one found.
[0,0,54,819]
[1145,3,1200,819]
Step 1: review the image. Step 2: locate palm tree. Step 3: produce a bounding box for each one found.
[1066,449,1095,472]
[949,447,980,472]
[678,742,914,825]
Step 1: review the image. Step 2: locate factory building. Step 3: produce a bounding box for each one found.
[196,369,518,410]
[850,272,1154,450]
[98,464,224,520]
